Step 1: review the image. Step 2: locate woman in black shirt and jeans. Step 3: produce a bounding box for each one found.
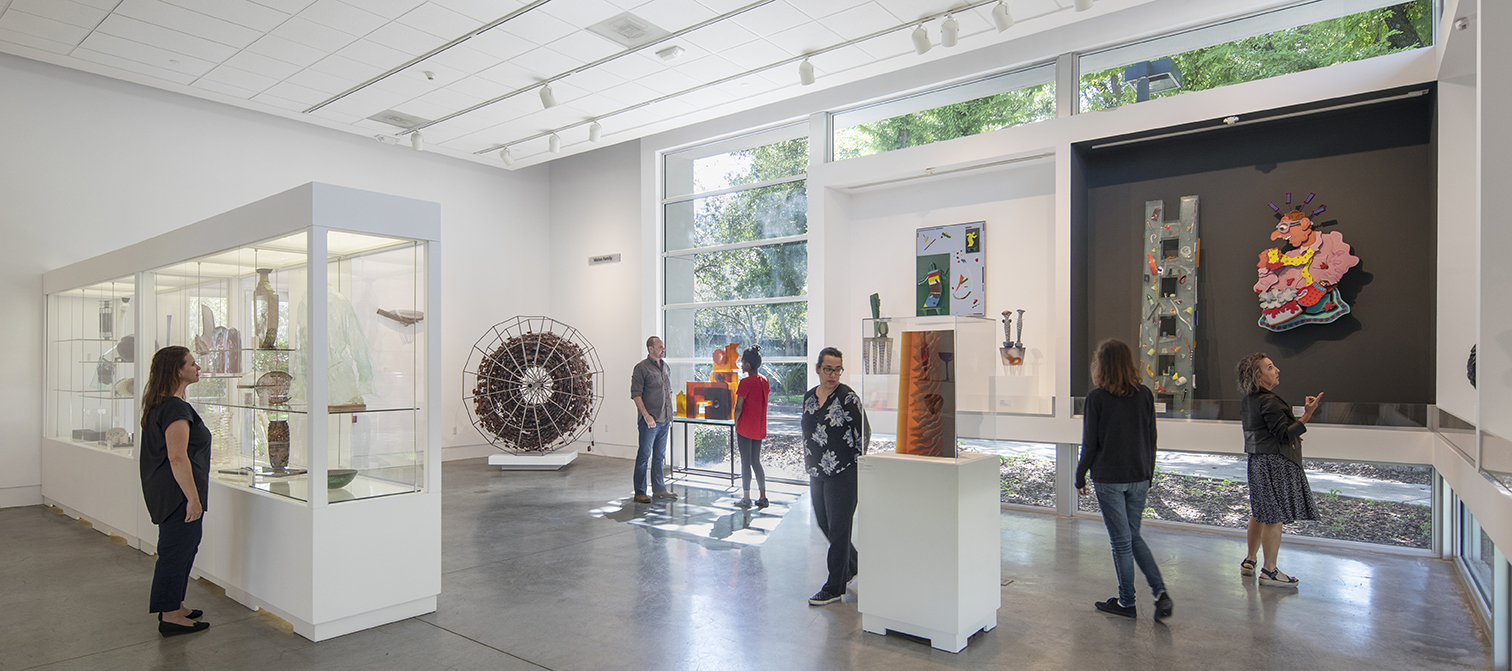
[1075,339,1173,620]
[139,346,213,637]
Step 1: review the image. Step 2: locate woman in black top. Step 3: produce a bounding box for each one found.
[1237,352,1322,587]
[139,346,212,637]
[801,347,866,607]
[1075,339,1172,620]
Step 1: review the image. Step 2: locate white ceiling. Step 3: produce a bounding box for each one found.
[0,0,1098,169]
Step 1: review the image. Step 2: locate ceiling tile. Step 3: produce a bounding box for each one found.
[466,26,534,60]
[675,83,736,108]
[320,83,413,115]
[95,14,240,63]
[872,0,959,23]
[71,0,126,9]
[390,97,454,121]
[729,1,806,36]
[199,63,280,91]
[192,77,261,98]
[603,0,651,8]
[0,9,90,45]
[114,0,264,48]
[245,34,327,66]
[222,49,304,79]
[160,0,292,32]
[539,77,590,103]
[853,28,910,60]
[714,71,780,97]
[8,0,108,29]
[393,61,465,87]
[818,2,902,41]
[79,32,217,75]
[334,38,411,70]
[284,66,357,93]
[430,0,526,22]
[511,46,581,78]
[544,30,622,63]
[270,16,357,51]
[365,21,447,56]
[249,91,310,111]
[442,74,512,99]
[72,47,197,83]
[634,66,699,96]
[559,66,625,93]
[538,0,622,27]
[594,51,662,80]
[348,0,425,20]
[250,0,316,13]
[598,80,655,105]
[671,55,740,82]
[0,26,75,53]
[261,79,332,105]
[562,92,621,116]
[807,42,873,77]
[789,0,872,20]
[693,0,756,13]
[494,8,574,44]
[422,44,496,74]
[764,21,842,56]
[310,52,386,80]
[398,2,478,39]
[298,0,387,36]
[411,84,484,110]
[680,18,756,53]
[370,70,436,97]
[629,0,715,33]
[717,38,786,70]
[474,60,539,88]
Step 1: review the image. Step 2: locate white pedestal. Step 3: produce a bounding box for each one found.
[857,452,1001,653]
[488,450,578,470]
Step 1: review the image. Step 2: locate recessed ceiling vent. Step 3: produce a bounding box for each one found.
[589,12,669,48]
[367,110,431,129]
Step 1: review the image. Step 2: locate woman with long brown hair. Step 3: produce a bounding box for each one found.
[1075,338,1173,621]
[138,345,211,637]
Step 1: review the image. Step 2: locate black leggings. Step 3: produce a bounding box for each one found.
[737,435,766,493]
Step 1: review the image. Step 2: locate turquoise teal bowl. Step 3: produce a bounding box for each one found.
[327,468,358,489]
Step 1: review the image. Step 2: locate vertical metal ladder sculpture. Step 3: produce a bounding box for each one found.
[1139,196,1199,417]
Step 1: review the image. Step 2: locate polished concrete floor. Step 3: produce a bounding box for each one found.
[0,454,1492,670]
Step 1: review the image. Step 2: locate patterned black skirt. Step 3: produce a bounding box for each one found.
[1248,453,1319,524]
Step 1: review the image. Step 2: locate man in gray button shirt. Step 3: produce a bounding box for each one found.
[631,336,677,503]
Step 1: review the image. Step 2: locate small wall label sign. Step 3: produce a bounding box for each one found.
[588,253,622,266]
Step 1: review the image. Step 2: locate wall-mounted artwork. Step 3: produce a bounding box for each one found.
[1139,197,1199,415]
[1254,192,1360,331]
[895,330,956,458]
[915,223,985,317]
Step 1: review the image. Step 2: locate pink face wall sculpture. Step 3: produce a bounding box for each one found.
[1253,192,1360,331]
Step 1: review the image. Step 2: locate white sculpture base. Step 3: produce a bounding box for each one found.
[857,452,1001,653]
[488,450,578,470]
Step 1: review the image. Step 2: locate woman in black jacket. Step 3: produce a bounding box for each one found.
[1236,352,1322,587]
[1075,339,1172,620]
[139,346,212,637]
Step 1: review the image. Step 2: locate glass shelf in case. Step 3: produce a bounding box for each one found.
[46,275,139,456]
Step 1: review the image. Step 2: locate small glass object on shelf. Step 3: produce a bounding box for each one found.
[45,275,138,455]
[252,268,280,349]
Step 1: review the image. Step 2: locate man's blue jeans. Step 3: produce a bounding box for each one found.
[634,417,670,496]
[1094,480,1166,606]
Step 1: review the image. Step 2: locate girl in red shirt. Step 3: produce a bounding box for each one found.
[733,345,769,508]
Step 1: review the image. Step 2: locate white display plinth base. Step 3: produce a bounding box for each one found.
[857,452,1000,653]
[488,450,578,470]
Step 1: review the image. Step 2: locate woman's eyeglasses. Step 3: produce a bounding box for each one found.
[820,366,844,375]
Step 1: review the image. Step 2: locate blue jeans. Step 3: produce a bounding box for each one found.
[1094,480,1166,606]
[634,418,670,495]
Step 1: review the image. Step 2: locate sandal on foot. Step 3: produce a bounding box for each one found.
[1240,558,1256,576]
[1259,567,1299,587]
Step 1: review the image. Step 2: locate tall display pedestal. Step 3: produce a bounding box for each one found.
[488,450,577,470]
[857,452,1000,653]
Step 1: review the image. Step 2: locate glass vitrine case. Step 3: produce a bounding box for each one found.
[46,276,139,455]
[149,230,427,503]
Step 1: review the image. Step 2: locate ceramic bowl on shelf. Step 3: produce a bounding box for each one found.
[255,371,293,406]
[327,468,358,489]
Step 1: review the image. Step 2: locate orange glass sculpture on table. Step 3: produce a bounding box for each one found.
[895,330,956,458]
[681,343,741,420]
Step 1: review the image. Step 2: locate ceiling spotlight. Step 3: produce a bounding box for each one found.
[993,1,1014,31]
[1075,0,1093,11]
[911,23,931,55]
[549,133,561,153]
[798,58,815,86]
[589,120,602,142]
[941,14,959,47]
[540,84,557,108]
[410,131,423,151]
[500,146,514,165]
[656,45,685,62]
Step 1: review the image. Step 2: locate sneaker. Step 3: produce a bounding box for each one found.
[652,490,679,500]
[1094,597,1136,618]
[1154,591,1174,621]
[633,494,651,504]
[809,590,843,606]
[755,498,770,508]
[735,498,752,508]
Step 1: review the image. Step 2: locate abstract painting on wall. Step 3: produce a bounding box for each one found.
[915,223,985,317]
[895,330,956,458]
[1254,192,1360,331]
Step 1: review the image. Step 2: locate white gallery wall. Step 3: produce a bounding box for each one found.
[0,52,551,507]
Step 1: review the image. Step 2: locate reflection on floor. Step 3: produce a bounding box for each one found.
[589,476,806,549]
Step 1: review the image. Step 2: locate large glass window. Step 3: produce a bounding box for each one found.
[1079,0,1432,112]
[832,64,1055,162]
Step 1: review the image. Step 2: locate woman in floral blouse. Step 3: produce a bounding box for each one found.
[802,347,867,606]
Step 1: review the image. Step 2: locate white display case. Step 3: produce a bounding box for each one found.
[41,183,442,641]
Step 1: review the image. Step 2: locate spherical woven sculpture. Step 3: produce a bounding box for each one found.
[464,316,603,454]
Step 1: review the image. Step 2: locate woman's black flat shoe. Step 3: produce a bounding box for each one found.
[159,620,210,637]
[158,610,203,621]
